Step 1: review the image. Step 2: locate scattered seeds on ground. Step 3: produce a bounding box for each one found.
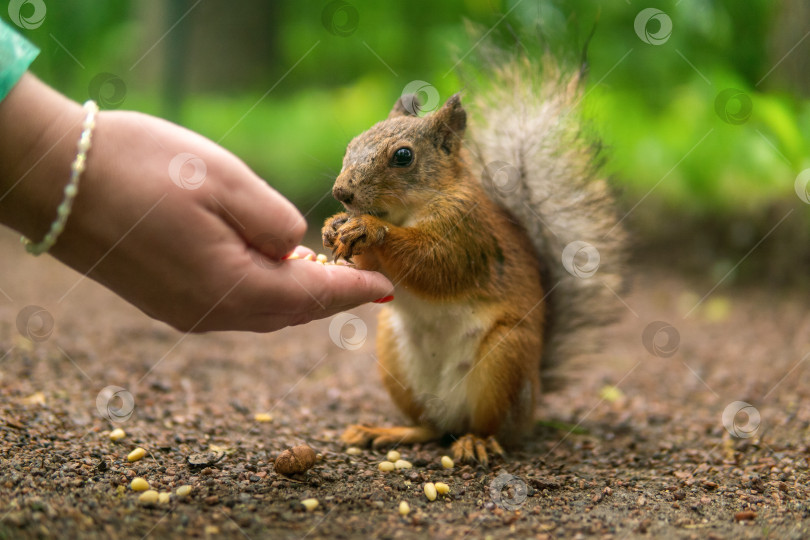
[394,459,412,470]
[346,447,362,456]
[176,485,192,498]
[441,456,454,469]
[378,461,395,472]
[158,492,171,504]
[130,477,149,492]
[301,498,319,512]
[109,428,126,441]
[254,412,273,422]
[127,447,146,462]
[386,450,401,462]
[435,482,450,495]
[398,501,410,516]
[274,444,317,476]
[138,490,159,505]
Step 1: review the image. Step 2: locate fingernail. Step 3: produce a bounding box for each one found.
[282,252,299,260]
[372,295,394,304]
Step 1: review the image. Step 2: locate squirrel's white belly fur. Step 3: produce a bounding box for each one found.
[386,287,496,433]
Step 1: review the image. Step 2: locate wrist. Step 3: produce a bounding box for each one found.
[0,74,85,241]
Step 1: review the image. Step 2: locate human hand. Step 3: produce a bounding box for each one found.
[0,75,392,332]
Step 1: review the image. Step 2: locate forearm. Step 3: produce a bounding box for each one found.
[0,73,85,240]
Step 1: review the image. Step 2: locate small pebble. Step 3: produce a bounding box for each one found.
[386,450,401,462]
[378,461,395,472]
[127,448,146,462]
[735,510,757,522]
[441,456,454,469]
[176,485,192,498]
[301,498,319,512]
[158,492,171,504]
[394,459,412,470]
[398,501,410,516]
[109,428,126,441]
[346,447,362,456]
[130,477,149,492]
[435,482,450,495]
[424,482,437,501]
[138,490,159,504]
[254,413,273,423]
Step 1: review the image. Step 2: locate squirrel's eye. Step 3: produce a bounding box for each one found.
[390,147,414,168]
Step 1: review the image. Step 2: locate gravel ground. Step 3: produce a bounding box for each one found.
[1,227,810,539]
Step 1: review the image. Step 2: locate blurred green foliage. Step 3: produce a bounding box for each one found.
[9,0,810,225]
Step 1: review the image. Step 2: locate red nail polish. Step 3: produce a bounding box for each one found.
[372,295,394,304]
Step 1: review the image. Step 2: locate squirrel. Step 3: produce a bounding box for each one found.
[322,55,624,465]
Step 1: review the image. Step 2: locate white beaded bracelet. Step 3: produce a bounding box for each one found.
[22,99,99,255]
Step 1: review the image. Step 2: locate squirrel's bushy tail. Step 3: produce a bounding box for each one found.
[465,48,626,389]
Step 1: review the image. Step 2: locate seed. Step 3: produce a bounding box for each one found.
[316,254,328,264]
[345,447,362,456]
[253,413,273,423]
[435,482,450,495]
[176,485,192,498]
[424,482,438,501]
[394,459,412,470]
[286,252,300,260]
[127,447,146,462]
[138,490,159,504]
[398,501,410,516]
[441,456,454,469]
[301,498,319,512]
[158,492,171,504]
[386,450,401,462]
[109,428,126,441]
[274,445,317,476]
[304,253,316,261]
[130,477,150,492]
[378,461,395,472]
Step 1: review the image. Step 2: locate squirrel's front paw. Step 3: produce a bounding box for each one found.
[322,212,350,251]
[332,216,387,262]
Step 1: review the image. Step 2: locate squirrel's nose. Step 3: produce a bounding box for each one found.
[333,186,354,205]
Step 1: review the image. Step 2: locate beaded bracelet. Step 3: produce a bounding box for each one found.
[22,99,99,255]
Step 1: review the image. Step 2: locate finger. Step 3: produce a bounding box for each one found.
[284,245,316,260]
[216,169,307,259]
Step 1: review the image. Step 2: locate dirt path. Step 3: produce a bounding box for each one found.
[1,227,809,539]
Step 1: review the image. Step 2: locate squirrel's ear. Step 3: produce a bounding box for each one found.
[389,94,421,118]
[431,93,467,154]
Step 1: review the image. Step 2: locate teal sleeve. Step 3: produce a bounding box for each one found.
[0,19,39,102]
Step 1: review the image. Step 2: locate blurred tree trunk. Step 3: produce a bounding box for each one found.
[768,0,810,96]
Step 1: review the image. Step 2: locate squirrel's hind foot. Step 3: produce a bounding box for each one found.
[451,434,505,467]
[341,424,438,449]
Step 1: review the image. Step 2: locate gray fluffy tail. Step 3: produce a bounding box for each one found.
[464,51,626,389]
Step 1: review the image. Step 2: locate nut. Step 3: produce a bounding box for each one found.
[176,485,192,498]
[301,498,319,512]
[378,461,395,472]
[109,428,126,441]
[274,444,317,476]
[138,490,159,504]
[394,459,412,470]
[158,492,171,504]
[346,447,362,456]
[441,456,454,469]
[127,447,146,462]
[424,482,438,501]
[130,477,149,492]
[435,482,450,495]
[398,501,410,516]
[253,413,273,423]
[386,450,401,462]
